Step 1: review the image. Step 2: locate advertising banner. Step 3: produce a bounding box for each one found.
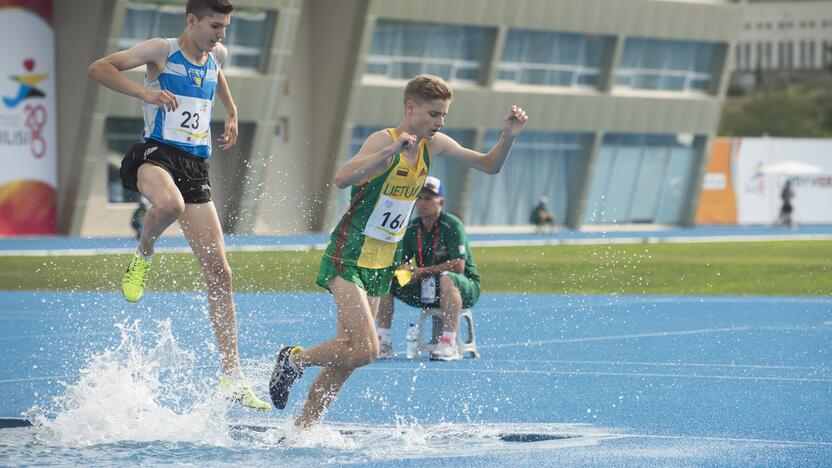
[735,138,832,225]
[697,137,832,225]
[0,0,55,234]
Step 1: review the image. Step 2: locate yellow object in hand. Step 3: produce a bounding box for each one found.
[393,268,412,286]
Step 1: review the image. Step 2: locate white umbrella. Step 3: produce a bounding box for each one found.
[758,160,822,176]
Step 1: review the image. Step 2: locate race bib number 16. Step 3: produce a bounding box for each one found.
[163,95,211,146]
[363,195,415,243]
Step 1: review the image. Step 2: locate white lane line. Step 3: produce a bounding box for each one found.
[471,234,832,248]
[0,375,71,384]
[478,326,813,349]
[489,358,829,371]
[0,331,112,342]
[606,432,832,447]
[364,366,832,383]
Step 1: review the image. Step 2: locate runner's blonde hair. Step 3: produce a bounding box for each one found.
[403,74,453,105]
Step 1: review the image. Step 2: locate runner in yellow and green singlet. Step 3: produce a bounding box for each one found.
[316,128,432,293]
[269,74,529,429]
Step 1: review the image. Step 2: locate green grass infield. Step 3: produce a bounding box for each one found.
[0,241,829,296]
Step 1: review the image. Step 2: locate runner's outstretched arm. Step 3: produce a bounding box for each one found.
[434,105,528,174]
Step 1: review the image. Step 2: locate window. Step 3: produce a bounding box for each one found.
[466,132,591,226]
[497,29,611,88]
[119,2,180,46]
[800,40,818,69]
[119,1,277,72]
[365,20,492,82]
[824,41,832,67]
[809,41,816,68]
[737,42,753,70]
[800,41,808,68]
[583,134,703,225]
[784,41,797,69]
[756,42,774,69]
[615,38,718,93]
[754,42,763,70]
[222,9,277,71]
[778,41,786,68]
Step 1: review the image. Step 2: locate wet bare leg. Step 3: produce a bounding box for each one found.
[292,277,380,428]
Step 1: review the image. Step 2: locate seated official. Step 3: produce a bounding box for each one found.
[530,195,555,232]
[376,176,480,361]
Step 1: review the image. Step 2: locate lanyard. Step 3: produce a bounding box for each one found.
[416,218,440,267]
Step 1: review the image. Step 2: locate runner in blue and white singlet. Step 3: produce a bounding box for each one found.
[142,38,218,158]
[89,1,271,412]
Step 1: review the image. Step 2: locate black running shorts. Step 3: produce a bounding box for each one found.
[120,139,212,204]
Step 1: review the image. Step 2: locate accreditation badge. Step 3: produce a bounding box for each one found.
[420,277,436,303]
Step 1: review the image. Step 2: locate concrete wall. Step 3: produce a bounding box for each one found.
[54,0,115,234]
[54,0,744,235]
[252,0,369,234]
[322,0,743,228]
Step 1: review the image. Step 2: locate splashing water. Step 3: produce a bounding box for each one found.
[8,318,622,464]
[25,319,232,447]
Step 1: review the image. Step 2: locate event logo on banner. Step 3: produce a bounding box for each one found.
[0,1,55,234]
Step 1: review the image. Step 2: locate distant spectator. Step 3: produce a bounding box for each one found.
[530,196,555,232]
[779,180,794,227]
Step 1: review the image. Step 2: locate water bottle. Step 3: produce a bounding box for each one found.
[405,322,419,359]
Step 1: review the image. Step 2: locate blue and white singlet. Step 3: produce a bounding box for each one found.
[142,38,218,158]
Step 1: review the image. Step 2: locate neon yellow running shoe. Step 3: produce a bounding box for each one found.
[220,377,271,411]
[122,254,151,303]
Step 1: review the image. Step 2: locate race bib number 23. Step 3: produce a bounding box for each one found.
[163,95,211,146]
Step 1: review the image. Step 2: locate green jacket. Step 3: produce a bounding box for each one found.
[398,211,480,283]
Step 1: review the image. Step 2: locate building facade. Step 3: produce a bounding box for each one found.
[56,0,743,236]
[733,0,832,74]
